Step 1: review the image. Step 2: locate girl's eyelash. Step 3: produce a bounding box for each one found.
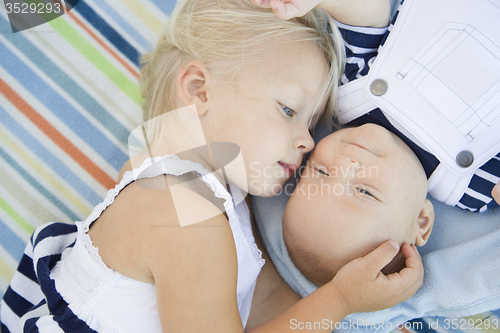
[280,104,295,117]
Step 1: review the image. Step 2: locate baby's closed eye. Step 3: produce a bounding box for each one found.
[357,188,373,197]
[313,167,329,176]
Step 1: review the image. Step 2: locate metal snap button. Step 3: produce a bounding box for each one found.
[456,150,474,168]
[370,79,388,96]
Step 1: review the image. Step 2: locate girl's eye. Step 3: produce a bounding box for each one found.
[281,104,295,118]
[357,188,373,197]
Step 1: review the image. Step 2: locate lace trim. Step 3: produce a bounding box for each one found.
[79,154,263,272]
[80,155,200,232]
[229,184,265,268]
[240,219,265,268]
[76,223,115,272]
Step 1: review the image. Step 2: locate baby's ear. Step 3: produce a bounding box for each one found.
[415,199,434,246]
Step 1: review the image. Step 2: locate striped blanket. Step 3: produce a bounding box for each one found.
[0,0,167,298]
[0,0,499,332]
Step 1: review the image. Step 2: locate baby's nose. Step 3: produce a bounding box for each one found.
[334,154,360,171]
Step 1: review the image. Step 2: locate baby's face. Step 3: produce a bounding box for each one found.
[283,123,429,284]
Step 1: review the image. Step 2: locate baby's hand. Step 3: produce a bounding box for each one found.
[492,181,500,205]
[330,241,423,314]
[251,0,321,20]
[252,0,391,27]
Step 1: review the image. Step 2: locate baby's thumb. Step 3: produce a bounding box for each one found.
[492,181,500,204]
[363,240,400,277]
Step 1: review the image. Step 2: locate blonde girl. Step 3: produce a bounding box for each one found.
[2,0,423,332]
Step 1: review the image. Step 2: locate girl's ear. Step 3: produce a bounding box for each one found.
[415,199,434,246]
[176,61,210,116]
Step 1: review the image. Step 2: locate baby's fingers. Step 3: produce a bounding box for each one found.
[251,0,271,8]
[252,0,319,20]
[268,1,304,20]
[492,181,500,205]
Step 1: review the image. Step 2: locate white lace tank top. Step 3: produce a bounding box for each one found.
[50,155,265,332]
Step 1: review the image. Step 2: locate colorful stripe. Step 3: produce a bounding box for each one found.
[70,0,141,71]
[0,0,160,307]
[0,41,130,172]
[0,218,26,263]
[85,0,152,52]
[0,196,34,236]
[0,78,116,190]
[0,164,59,224]
[0,146,81,222]
[48,16,143,105]
[118,0,164,34]
[0,106,102,207]
[0,15,134,146]
[0,256,15,295]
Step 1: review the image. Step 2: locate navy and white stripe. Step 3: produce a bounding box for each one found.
[458,153,500,212]
[335,20,388,84]
[0,222,96,333]
[336,1,500,212]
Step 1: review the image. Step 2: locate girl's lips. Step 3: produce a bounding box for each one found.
[278,161,299,174]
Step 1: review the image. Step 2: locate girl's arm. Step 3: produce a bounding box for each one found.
[247,242,422,332]
[139,178,244,332]
[245,228,301,329]
[252,0,390,27]
[139,179,422,332]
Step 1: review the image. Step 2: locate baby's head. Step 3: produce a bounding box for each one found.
[283,123,434,285]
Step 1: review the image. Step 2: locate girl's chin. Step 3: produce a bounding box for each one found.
[247,180,288,197]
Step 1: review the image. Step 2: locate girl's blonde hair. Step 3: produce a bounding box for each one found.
[140,0,345,131]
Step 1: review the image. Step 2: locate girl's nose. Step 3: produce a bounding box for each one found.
[295,130,315,153]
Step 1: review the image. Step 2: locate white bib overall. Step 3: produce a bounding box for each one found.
[336,0,500,205]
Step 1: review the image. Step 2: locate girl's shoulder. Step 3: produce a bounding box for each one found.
[89,157,236,285]
[108,175,242,329]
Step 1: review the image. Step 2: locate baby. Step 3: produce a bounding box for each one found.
[283,123,434,285]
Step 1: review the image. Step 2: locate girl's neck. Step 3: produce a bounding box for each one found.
[131,110,233,188]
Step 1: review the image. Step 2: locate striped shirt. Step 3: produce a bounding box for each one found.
[336,13,500,213]
[0,222,97,333]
